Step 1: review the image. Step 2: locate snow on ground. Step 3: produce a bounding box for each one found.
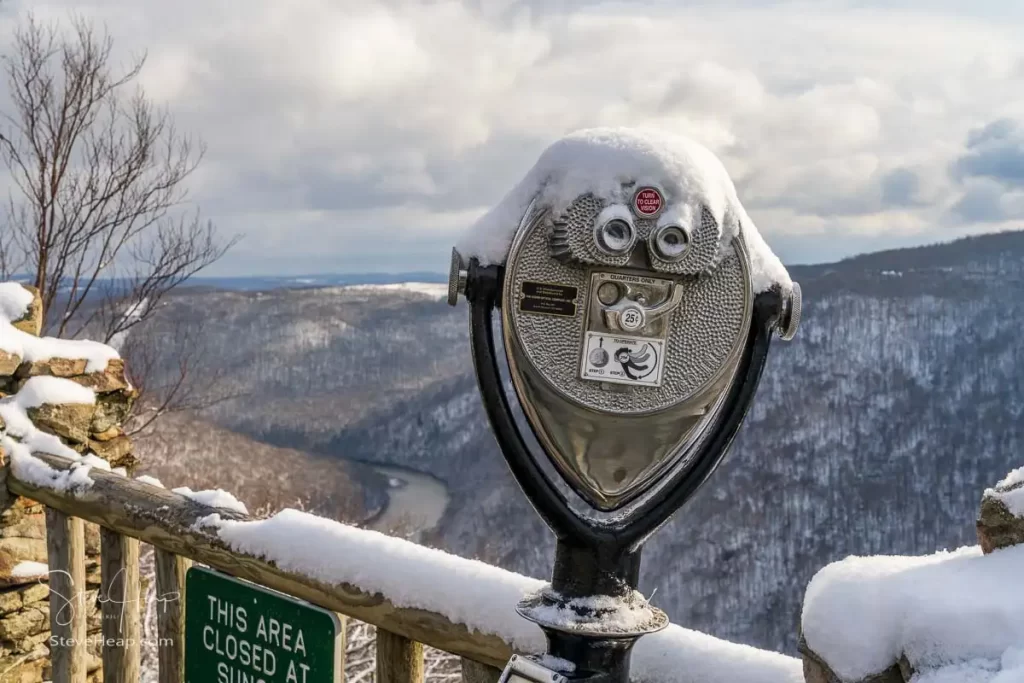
[172,486,249,514]
[344,282,448,299]
[196,508,802,683]
[802,545,1024,682]
[455,127,791,294]
[986,467,1024,516]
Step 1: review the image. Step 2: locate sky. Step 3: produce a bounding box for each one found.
[2,0,1024,276]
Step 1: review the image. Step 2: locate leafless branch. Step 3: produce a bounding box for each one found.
[117,310,247,437]
[0,11,236,432]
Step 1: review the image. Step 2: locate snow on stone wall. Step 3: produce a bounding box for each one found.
[0,281,139,682]
[800,466,1024,683]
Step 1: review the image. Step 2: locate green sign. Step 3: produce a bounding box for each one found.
[185,566,341,683]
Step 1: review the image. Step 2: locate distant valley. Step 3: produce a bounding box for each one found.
[130,230,1024,655]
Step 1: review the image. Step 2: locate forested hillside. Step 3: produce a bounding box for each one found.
[134,230,1024,654]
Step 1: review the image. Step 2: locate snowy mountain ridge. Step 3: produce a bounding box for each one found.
[130,228,1024,655]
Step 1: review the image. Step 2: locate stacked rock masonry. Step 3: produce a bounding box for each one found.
[0,283,138,683]
[976,467,1024,554]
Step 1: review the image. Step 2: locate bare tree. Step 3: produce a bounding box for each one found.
[0,13,239,422]
[117,311,243,436]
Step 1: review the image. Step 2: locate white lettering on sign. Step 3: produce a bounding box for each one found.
[202,595,313,683]
[580,331,666,387]
[286,660,312,683]
[257,615,307,656]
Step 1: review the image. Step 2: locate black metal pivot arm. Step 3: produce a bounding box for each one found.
[468,262,592,544]
[468,260,780,563]
[619,287,781,551]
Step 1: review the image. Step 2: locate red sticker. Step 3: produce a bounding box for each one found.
[633,187,663,216]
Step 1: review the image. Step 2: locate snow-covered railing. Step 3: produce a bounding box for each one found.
[9,452,505,683]
[1,280,802,683]
[8,451,804,683]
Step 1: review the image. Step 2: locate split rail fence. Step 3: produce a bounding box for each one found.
[7,452,508,683]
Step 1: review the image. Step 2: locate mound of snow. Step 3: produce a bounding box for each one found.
[172,486,249,514]
[985,467,1024,516]
[0,283,119,372]
[0,283,33,322]
[455,127,790,294]
[0,331,120,373]
[802,545,1024,682]
[15,376,96,409]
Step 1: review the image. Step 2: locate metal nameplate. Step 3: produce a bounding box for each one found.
[519,280,578,317]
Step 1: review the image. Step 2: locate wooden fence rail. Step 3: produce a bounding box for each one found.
[14,452,507,683]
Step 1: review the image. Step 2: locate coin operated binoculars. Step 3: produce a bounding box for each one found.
[448,133,801,683]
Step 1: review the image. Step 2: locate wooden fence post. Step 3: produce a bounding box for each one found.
[155,550,191,683]
[462,657,503,683]
[377,629,424,683]
[46,508,88,683]
[100,528,141,682]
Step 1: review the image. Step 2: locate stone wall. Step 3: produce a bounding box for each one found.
[800,467,1024,683]
[0,283,138,683]
[977,467,1024,554]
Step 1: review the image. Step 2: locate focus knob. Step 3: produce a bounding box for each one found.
[448,247,468,307]
[778,281,802,341]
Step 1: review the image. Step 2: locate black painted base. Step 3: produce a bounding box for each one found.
[514,541,667,683]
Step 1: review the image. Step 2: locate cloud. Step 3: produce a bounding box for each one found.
[952,181,1010,222]
[0,0,1023,274]
[952,118,1024,186]
[951,179,1024,223]
[880,168,921,207]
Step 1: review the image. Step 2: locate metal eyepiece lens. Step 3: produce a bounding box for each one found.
[651,224,690,261]
[595,218,636,256]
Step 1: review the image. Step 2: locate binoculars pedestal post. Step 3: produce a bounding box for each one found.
[456,172,798,683]
[450,131,801,683]
[465,261,785,683]
[511,540,667,683]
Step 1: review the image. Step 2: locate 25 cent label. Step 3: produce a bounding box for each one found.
[580,332,665,387]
